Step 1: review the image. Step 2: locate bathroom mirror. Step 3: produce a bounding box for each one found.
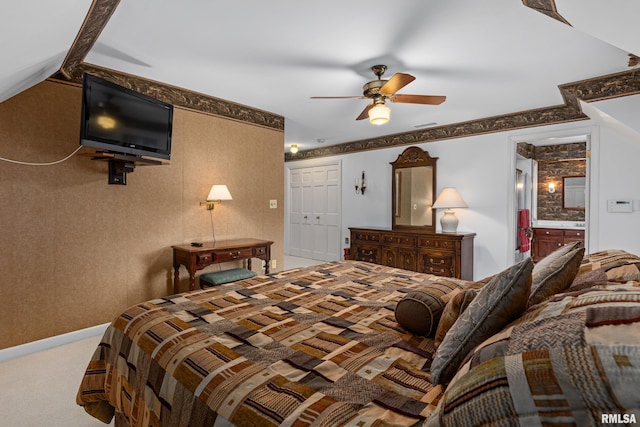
[562,175,586,210]
[391,146,437,230]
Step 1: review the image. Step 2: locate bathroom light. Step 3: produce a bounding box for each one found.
[368,103,390,125]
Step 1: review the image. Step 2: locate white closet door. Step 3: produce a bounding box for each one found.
[288,162,341,261]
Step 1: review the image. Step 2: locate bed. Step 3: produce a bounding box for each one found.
[77,250,640,426]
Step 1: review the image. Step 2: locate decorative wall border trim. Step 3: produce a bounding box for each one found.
[54,0,284,131]
[59,0,120,80]
[521,0,570,25]
[52,64,284,131]
[285,69,639,162]
[285,105,584,161]
[559,69,640,109]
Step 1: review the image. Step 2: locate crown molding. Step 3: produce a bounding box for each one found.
[53,0,283,131]
[52,64,284,131]
[59,0,120,80]
[521,0,571,25]
[285,69,639,162]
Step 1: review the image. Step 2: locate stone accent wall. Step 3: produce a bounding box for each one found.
[537,159,586,221]
[517,142,586,221]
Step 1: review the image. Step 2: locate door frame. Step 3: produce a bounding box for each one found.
[506,124,600,265]
[285,159,342,258]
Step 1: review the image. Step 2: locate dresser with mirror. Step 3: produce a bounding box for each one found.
[349,146,475,280]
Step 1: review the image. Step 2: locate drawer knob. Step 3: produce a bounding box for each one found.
[545,231,550,235]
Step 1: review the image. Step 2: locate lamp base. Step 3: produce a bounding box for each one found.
[440,210,459,233]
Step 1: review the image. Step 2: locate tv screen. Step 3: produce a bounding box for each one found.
[80,74,173,160]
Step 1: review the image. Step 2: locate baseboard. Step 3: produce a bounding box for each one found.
[0,323,109,363]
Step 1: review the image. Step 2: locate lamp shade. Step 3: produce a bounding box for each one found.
[207,185,233,201]
[432,187,468,209]
[368,104,390,125]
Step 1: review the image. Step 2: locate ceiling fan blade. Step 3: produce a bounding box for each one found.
[356,103,374,121]
[310,96,365,99]
[380,73,415,95]
[390,94,446,105]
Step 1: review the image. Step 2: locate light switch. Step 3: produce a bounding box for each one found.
[270,200,277,209]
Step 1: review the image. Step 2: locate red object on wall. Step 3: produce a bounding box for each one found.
[518,209,531,253]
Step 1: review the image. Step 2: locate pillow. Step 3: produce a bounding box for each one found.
[394,280,461,336]
[577,249,640,281]
[394,291,444,336]
[528,247,584,307]
[430,258,533,385]
[434,287,477,347]
[569,268,608,291]
[533,240,581,273]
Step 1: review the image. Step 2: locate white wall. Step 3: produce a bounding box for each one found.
[595,125,640,252]
[285,103,640,280]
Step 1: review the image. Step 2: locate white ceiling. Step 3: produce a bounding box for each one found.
[1,0,639,152]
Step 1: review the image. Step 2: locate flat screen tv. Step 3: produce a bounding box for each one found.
[80,74,173,160]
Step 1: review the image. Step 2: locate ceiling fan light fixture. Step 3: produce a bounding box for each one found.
[368,103,390,125]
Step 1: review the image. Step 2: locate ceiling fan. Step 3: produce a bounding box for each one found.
[311,64,446,125]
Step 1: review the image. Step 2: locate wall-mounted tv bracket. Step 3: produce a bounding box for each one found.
[83,152,165,185]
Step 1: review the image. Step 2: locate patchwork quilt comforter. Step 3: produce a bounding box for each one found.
[427,281,640,426]
[77,261,463,426]
[77,259,640,427]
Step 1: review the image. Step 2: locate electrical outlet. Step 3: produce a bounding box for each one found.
[345,237,349,244]
[269,200,277,209]
[272,259,277,269]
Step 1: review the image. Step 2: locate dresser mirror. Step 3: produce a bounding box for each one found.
[391,146,437,230]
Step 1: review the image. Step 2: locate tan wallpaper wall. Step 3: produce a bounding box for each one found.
[0,80,284,349]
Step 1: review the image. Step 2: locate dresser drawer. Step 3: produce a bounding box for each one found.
[252,245,269,257]
[535,228,563,238]
[214,248,253,263]
[420,252,455,276]
[355,245,380,264]
[382,234,416,246]
[419,237,457,250]
[563,229,584,239]
[196,252,214,266]
[353,231,381,242]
